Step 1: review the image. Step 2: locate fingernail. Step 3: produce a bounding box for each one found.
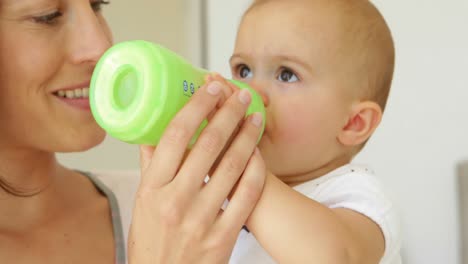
[251,112,263,127]
[238,89,251,105]
[207,82,221,95]
[206,81,221,95]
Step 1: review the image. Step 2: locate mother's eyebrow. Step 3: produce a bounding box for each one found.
[1,0,57,15]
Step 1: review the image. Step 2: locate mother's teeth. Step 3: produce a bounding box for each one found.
[74,89,82,97]
[56,88,90,99]
[66,90,75,98]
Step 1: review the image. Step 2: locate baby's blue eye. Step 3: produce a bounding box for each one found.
[239,65,253,79]
[277,68,299,83]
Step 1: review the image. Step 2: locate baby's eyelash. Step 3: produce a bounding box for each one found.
[231,63,242,74]
[234,64,253,79]
[277,67,301,82]
[233,63,245,70]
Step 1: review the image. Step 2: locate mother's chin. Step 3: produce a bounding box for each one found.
[53,126,107,153]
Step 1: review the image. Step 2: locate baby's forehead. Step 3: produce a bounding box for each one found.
[246,0,355,39]
[243,1,355,53]
[245,0,389,54]
[247,0,370,30]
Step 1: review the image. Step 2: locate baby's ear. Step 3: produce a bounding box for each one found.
[337,101,382,147]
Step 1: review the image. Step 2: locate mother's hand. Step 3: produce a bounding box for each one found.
[128,80,266,264]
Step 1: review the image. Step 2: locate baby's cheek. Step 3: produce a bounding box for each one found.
[273,111,312,144]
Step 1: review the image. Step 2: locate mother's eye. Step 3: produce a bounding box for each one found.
[33,11,62,25]
[91,0,111,12]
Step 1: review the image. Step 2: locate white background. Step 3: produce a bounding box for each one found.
[205,0,468,263]
[58,1,468,263]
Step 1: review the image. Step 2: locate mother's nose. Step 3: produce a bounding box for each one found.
[66,10,112,66]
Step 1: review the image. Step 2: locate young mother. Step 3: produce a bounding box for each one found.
[0,1,265,263]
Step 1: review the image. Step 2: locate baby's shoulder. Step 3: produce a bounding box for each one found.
[294,163,401,263]
[294,163,392,215]
[294,164,384,199]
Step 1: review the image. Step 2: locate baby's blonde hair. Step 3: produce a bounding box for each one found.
[244,0,395,112]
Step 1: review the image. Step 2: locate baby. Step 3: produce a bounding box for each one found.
[215,0,401,263]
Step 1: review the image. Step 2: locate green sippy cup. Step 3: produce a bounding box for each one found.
[89,40,266,146]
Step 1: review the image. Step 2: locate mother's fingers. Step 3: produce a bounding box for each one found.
[139,145,156,174]
[209,73,241,94]
[194,113,264,219]
[175,89,254,193]
[140,81,230,188]
[216,148,266,235]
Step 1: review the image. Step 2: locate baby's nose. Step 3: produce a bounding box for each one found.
[259,92,270,107]
[248,83,269,107]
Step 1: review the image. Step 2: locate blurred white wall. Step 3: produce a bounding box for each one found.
[57,0,203,170]
[205,0,468,263]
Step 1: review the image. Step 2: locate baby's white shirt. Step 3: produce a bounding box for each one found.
[229,163,402,264]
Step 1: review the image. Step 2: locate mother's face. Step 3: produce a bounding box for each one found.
[0,0,112,152]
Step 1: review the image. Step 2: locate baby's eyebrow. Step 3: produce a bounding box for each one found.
[274,55,311,69]
[229,53,246,64]
[230,53,313,72]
